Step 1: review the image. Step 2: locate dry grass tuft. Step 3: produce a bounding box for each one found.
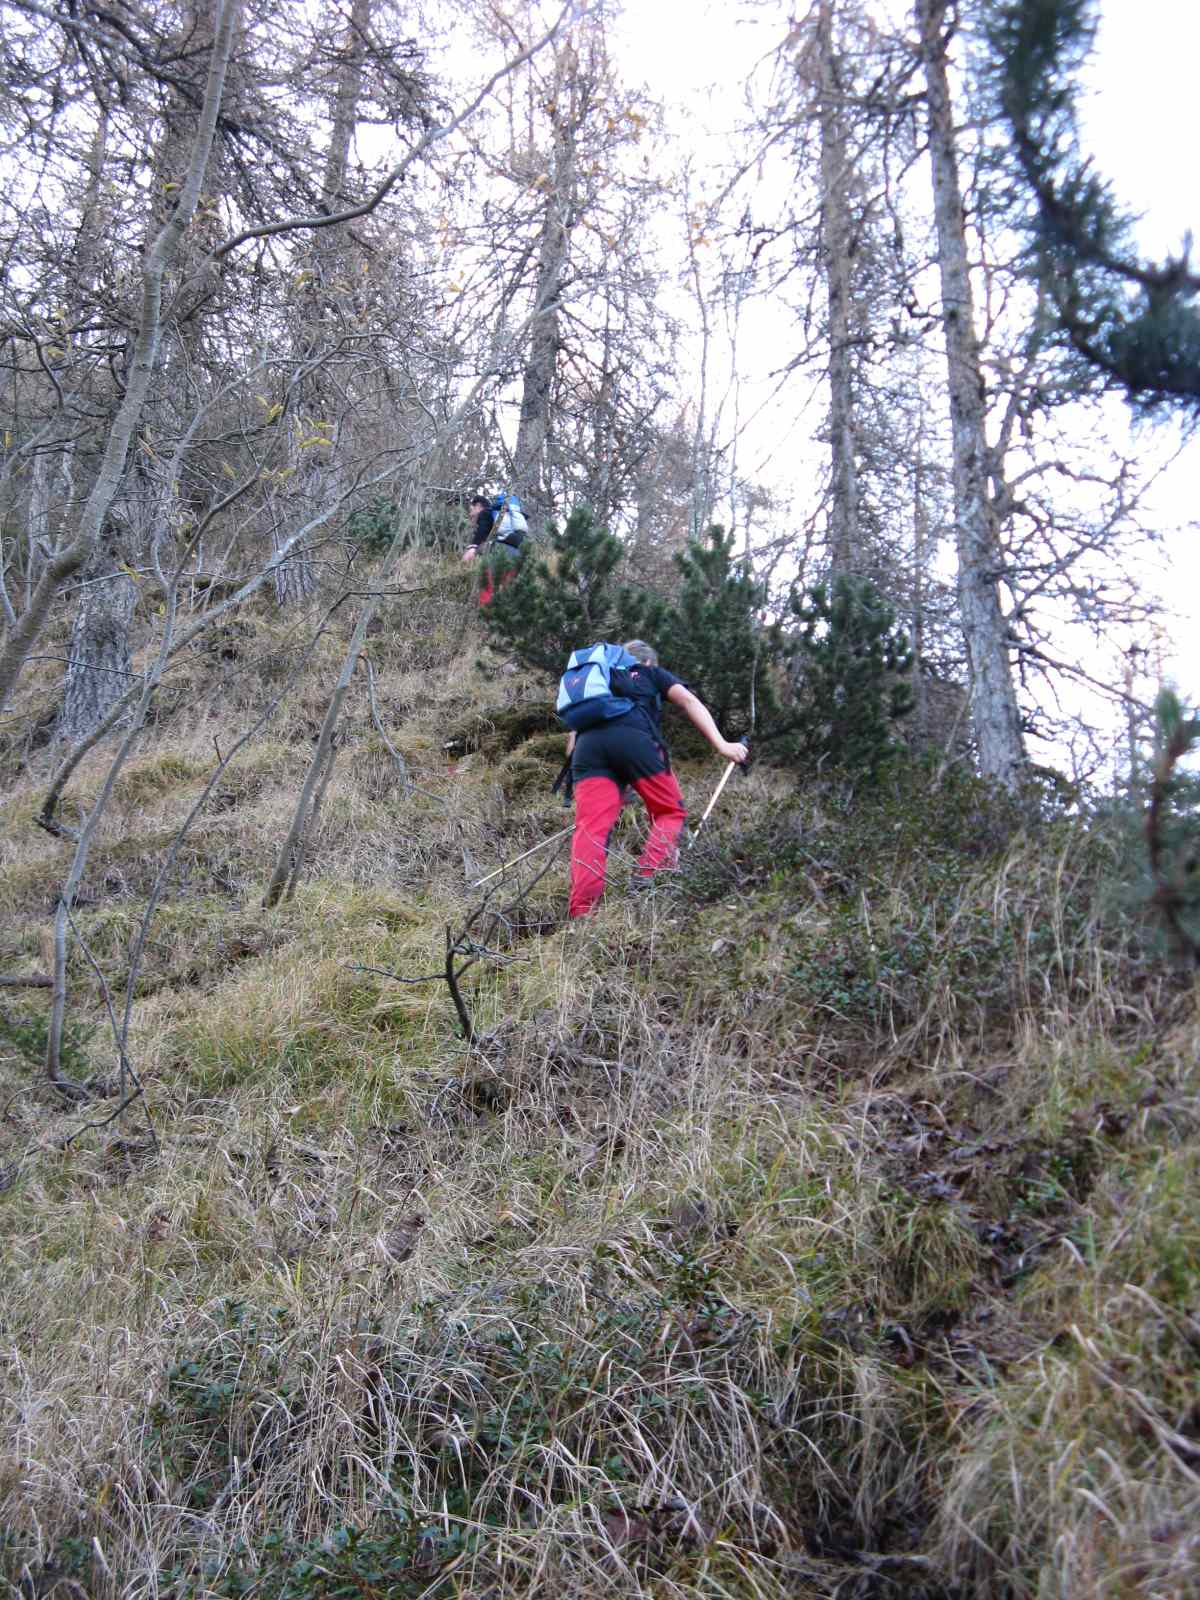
[1,554,1197,1597]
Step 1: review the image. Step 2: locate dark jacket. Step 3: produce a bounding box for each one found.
[469,506,496,548]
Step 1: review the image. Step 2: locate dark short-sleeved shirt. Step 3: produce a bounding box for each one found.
[571,664,686,785]
[611,663,683,741]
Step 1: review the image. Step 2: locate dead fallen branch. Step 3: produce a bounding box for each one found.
[352,856,556,1044]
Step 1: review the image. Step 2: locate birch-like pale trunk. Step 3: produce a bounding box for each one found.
[274,0,372,609]
[511,193,567,530]
[512,50,579,533]
[911,423,929,735]
[817,0,861,578]
[0,0,244,713]
[56,533,137,746]
[683,165,716,542]
[262,517,408,908]
[917,0,1025,792]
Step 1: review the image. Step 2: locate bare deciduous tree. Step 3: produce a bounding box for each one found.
[917,0,1026,791]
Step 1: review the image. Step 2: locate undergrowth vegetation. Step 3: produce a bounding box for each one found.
[1,550,1197,1598]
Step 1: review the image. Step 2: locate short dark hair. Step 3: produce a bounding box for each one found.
[469,494,489,510]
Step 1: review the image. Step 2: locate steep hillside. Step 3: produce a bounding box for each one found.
[1,554,1197,1599]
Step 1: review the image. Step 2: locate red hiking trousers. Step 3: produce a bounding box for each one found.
[478,544,521,607]
[568,771,687,918]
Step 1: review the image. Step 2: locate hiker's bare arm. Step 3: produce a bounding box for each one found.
[461,545,478,563]
[666,685,749,764]
[565,732,576,757]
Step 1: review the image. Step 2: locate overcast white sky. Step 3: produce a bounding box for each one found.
[611,0,1198,740]
[1082,4,1199,694]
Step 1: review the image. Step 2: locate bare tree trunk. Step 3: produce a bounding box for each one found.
[40,113,118,735]
[272,509,318,606]
[24,451,57,612]
[817,0,861,578]
[585,298,616,522]
[917,0,1025,792]
[683,165,716,542]
[271,0,372,609]
[0,0,244,712]
[73,108,110,294]
[911,425,929,735]
[322,0,370,210]
[55,527,137,745]
[56,64,207,744]
[264,588,379,907]
[512,46,579,533]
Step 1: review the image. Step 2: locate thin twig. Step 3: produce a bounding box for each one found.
[119,597,350,1052]
[363,656,409,792]
[469,826,571,888]
[60,1090,149,1151]
[349,964,446,985]
[66,908,154,1142]
[444,924,476,1044]
[366,858,553,1046]
[361,655,447,812]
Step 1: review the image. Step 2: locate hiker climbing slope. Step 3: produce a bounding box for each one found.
[560,639,748,918]
[461,492,527,607]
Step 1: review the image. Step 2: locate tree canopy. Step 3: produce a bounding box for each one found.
[985,0,1200,414]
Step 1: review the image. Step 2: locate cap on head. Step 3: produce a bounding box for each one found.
[622,639,658,666]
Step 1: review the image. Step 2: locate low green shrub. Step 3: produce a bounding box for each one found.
[0,1010,94,1080]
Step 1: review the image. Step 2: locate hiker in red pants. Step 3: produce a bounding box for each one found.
[565,640,748,918]
[461,493,525,606]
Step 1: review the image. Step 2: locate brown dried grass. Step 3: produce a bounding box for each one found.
[0,551,1196,1598]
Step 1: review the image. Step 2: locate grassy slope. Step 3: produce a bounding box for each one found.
[1,553,1197,1599]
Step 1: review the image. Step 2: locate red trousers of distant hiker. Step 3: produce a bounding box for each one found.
[568,771,687,918]
[478,567,515,607]
[478,545,521,607]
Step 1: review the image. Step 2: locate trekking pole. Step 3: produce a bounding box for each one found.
[468,825,572,890]
[550,755,574,808]
[686,739,750,849]
[686,761,736,848]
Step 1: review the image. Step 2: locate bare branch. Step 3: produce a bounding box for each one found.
[209,5,575,263]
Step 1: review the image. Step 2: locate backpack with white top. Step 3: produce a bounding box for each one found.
[490,491,529,543]
[555,642,638,733]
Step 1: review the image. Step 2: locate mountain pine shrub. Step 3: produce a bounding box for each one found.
[1146,687,1200,964]
[483,517,795,742]
[481,506,664,673]
[654,525,793,737]
[788,575,914,779]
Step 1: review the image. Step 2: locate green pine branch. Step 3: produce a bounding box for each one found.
[985,0,1200,413]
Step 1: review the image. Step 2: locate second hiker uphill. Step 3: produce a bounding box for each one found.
[461,491,529,608]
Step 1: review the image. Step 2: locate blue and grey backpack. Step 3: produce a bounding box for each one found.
[555,642,638,733]
[490,491,529,543]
